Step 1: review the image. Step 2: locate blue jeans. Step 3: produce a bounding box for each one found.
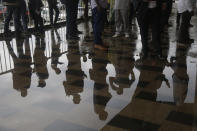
[92,7,105,45]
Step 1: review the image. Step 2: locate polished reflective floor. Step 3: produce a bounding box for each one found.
[0,9,197,131]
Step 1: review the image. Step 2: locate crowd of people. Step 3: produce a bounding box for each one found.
[2,0,197,60]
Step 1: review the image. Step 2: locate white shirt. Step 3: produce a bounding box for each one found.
[177,0,194,13]
[114,0,130,10]
[91,0,108,9]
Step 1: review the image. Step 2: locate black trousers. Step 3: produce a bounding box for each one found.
[48,4,59,24]
[65,0,79,36]
[29,9,43,30]
[20,3,28,31]
[137,8,161,55]
[178,11,192,42]
[4,6,20,33]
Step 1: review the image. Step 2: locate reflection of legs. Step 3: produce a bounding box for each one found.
[121,9,129,36]
[114,10,122,33]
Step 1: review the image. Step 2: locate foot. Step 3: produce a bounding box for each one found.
[112,32,120,38]
[94,44,108,51]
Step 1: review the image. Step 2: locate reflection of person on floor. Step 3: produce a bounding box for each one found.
[63,41,86,104]
[89,50,112,120]
[134,58,169,100]
[170,44,190,106]
[51,29,63,75]
[33,35,49,88]
[6,38,32,97]
[108,46,135,95]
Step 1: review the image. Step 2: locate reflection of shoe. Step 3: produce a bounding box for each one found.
[112,32,120,38]
[94,44,108,51]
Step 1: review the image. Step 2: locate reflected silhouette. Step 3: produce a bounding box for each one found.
[51,29,63,75]
[33,34,49,88]
[134,58,170,101]
[170,44,190,106]
[89,50,112,121]
[6,38,32,97]
[108,45,135,95]
[63,41,86,104]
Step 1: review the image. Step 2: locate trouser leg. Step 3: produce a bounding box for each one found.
[4,6,14,32]
[49,5,54,25]
[13,7,20,34]
[150,9,162,55]
[92,8,104,45]
[114,10,122,33]
[54,5,59,24]
[137,10,149,54]
[178,11,191,42]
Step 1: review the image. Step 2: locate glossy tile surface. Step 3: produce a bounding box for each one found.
[0,9,197,131]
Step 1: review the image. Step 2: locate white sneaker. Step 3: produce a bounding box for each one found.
[125,33,129,38]
[113,33,120,38]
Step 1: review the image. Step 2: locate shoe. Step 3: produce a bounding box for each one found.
[112,32,120,38]
[94,44,108,51]
[125,33,130,38]
[66,35,80,40]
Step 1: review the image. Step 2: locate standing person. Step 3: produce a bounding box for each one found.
[177,0,194,43]
[47,0,59,26]
[28,0,44,33]
[112,0,131,38]
[133,0,165,60]
[91,0,109,50]
[60,0,81,40]
[3,0,20,37]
